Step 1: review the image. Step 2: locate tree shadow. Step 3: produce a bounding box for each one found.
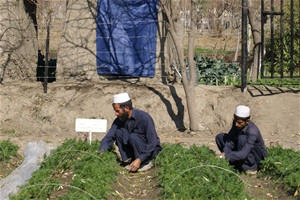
[23,0,37,34]
[247,85,300,97]
[0,1,39,83]
[0,54,11,84]
[146,85,186,132]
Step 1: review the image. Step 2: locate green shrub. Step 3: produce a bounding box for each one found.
[260,145,300,195]
[0,140,19,162]
[155,143,249,199]
[194,54,241,86]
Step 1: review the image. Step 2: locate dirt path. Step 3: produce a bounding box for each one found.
[242,173,296,200]
[108,166,160,200]
[106,163,296,200]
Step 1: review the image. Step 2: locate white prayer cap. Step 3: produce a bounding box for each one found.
[113,92,130,104]
[235,105,250,118]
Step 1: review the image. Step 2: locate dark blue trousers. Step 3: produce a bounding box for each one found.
[115,128,160,166]
[216,133,262,171]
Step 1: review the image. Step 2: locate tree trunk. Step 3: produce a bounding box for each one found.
[247,0,261,81]
[160,0,199,131]
[185,0,198,131]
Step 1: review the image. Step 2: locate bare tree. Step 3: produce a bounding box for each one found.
[160,0,199,131]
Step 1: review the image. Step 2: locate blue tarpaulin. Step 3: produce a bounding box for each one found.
[96,0,158,77]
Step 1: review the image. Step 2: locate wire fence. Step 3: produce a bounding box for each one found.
[32,19,241,85]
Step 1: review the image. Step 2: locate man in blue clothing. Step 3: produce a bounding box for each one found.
[99,92,162,172]
[215,105,267,174]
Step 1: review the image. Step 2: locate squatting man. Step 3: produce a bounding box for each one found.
[98,92,162,172]
[215,105,267,174]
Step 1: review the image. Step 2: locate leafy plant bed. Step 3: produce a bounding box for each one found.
[0,139,22,179]
[251,78,300,88]
[260,145,300,197]
[155,143,249,199]
[195,54,241,86]
[10,139,119,200]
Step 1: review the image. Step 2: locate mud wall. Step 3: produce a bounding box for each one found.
[36,0,66,58]
[56,0,99,82]
[56,0,166,83]
[0,0,170,84]
[0,0,37,83]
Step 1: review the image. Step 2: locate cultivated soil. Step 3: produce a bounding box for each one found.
[0,81,299,199]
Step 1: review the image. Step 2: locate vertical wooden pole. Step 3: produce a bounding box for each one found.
[43,13,51,93]
[290,0,294,78]
[241,0,248,92]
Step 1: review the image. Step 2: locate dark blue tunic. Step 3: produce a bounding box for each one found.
[216,121,267,171]
[99,109,162,164]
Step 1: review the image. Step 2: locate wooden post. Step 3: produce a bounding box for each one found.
[43,13,51,93]
[241,0,248,92]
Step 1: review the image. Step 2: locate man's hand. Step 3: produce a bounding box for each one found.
[98,151,104,156]
[129,158,141,172]
[218,153,225,159]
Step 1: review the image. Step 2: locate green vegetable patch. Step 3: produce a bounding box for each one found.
[194,54,241,86]
[10,139,119,200]
[260,145,300,196]
[155,143,249,199]
[0,139,22,179]
[7,140,299,199]
[0,139,19,162]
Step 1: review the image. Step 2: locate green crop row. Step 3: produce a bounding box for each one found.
[7,140,299,199]
[252,78,300,88]
[0,139,19,162]
[154,143,249,199]
[260,145,300,195]
[10,139,119,200]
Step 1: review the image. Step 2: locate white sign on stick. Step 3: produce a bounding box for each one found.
[75,118,107,133]
[75,118,107,144]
